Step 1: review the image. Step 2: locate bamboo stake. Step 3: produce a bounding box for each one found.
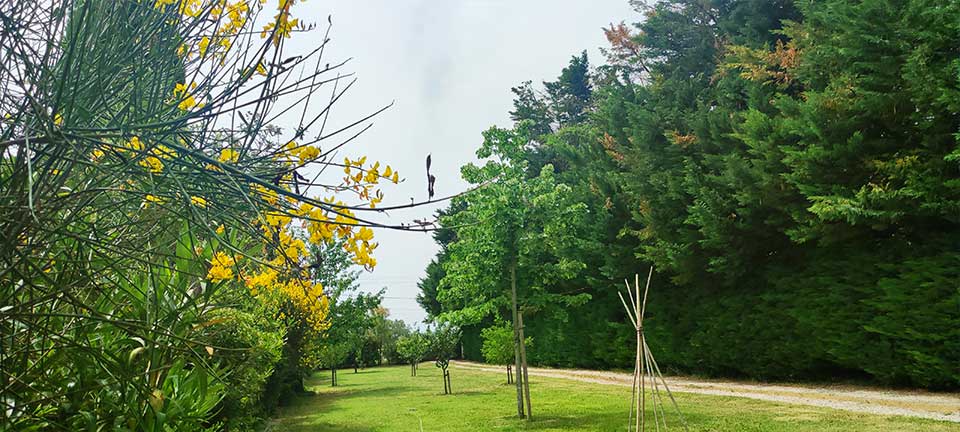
[622,287,639,432]
[638,272,644,432]
[519,310,532,419]
[618,267,687,431]
[643,340,666,431]
[645,339,689,431]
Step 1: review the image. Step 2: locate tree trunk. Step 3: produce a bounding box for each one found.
[510,263,525,418]
[441,367,450,394]
[506,364,512,384]
[518,310,532,419]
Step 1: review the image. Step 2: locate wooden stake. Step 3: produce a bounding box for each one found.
[510,263,525,418]
[519,310,532,419]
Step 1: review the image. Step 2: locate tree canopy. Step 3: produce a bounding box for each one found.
[421,0,960,389]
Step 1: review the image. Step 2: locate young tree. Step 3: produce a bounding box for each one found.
[481,323,532,384]
[310,239,384,376]
[430,324,461,395]
[417,202,465,317]
[316,342,351,386]
[396,332,431,376]
[440,123,597,418]
[366,308,411,365]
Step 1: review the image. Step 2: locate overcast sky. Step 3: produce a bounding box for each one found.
[289,0,638,326]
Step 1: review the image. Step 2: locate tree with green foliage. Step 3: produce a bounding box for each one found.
[304,240,382,387]
[440,121,606,418]
[309,239,384,377]
[607,0,958,387]
[481,322,532,384]
[316,342,351,386]
[510,51,593,141]
[366,308,412,365]
[424,0,960,391]
[417,203,465,318]
[397,332,431,376]
[430,324,461,395]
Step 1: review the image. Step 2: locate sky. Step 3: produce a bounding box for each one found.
[288,0,639,327]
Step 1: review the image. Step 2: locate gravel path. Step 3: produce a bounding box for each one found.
[452,360,960,423]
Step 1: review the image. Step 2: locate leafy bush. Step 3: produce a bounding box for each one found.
[200,308,283,429]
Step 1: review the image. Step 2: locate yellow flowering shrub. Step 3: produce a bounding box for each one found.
[3,0,421,428]
[147,0,406,361]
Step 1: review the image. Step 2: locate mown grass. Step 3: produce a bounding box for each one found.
[269,363,958,431]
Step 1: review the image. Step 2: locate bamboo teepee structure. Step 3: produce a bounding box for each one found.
[618,267,688,432]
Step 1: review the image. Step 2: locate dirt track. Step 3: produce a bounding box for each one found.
[452,361,960,423]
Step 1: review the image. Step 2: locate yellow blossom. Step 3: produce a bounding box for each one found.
[297,145,320,164]
[265,211,291,228]
[153,0,175,10]
[127,136,144,151]
[364,168,379,184]
[219,148,239,163]
[178,0,202,17]
[178,94,198,111]
[207,251,237,282]
[199,36,210,56]
[191,196,207,208]
[151,144,174,159]
[356,227,374,242]
[252,183,279,205]
[170,83,197,109]
[140,156,164,173]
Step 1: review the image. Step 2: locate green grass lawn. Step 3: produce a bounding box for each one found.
[269,364,958,431]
